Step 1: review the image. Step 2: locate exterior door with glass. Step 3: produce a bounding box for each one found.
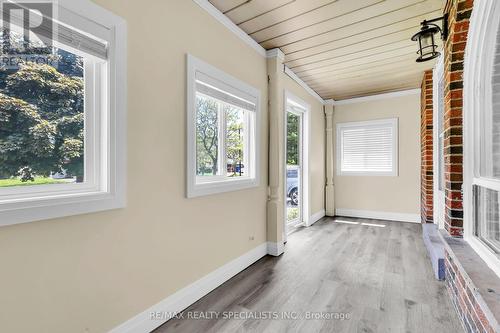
[286,110,303,234]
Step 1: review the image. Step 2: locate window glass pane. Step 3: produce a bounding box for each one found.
[0,30,84,188]
[482,21,500,178]
[287,113,300,166]
[438,72,445,191]
[286,112,301,223]
[196,94,220,177]
[287,166,300,222]
[439,133,445,191]
[225,104,245,178]
[474,185,500,253]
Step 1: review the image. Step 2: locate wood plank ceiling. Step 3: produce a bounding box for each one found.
[209,0,444,100]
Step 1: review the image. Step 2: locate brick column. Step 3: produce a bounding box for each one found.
[442,0,473,237]
[421,70,434,224]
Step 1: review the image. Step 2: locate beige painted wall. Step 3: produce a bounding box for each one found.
[283,76,325,217]
[0,1,326,332]
[333,93,421,215]
[0,1,270,332]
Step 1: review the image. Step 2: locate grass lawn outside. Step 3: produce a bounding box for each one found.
[287,207,299,221]
[0,177,70,187]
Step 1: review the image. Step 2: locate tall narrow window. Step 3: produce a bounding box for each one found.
[437,68,446,192]
[472,10,500,253]
[187,55,260,198]
[463,0,500,276]
[433,54,446,229]
[336,118,398,176]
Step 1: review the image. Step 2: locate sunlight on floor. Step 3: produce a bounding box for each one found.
[334,219,386,228]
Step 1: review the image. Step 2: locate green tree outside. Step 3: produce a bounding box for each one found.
[287,112,299,165]
[0,32,85,183]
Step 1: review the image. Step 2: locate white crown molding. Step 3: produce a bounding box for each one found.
[332,88,421,106]
[335,208,420,223]
[192,0,266,57]
[191,1,422,107]
[284,66,325,104]
[191,1,425,108]
[266,48,285,61]
[108,243,269,333]
[192,0,327,105]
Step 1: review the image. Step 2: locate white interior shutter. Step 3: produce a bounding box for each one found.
[195,71,257,112]
[1,3,109,60]
[337,119,398,175]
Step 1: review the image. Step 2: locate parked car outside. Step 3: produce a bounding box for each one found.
[287,168,299,206]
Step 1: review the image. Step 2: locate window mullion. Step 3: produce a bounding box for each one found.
[218,102,226,177]
[244,111,250,177]
[473,177,500,192]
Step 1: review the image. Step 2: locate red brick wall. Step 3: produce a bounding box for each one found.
[421,71,434,224]
[445,248,498,332]
[442,0,473,237]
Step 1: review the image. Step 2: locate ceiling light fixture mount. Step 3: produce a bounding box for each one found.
[411,14,449,62]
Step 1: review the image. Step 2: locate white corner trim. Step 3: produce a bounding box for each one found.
[267,241,285,257]
[309,210,326,226]
[335,209,420,223]
[324,99,336,106]
[284,66,325,104]
[192,0,266,57]
[108,243,268,333]
[333,88,421,106]
[266,48,285,61]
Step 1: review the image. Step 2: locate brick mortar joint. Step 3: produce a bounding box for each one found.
[443,247,500,332]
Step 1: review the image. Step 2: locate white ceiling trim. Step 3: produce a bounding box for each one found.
[192,0,326,105]
[284,66,325,104]
[266,48,285,61]
[332,88,421,106]
[192,0,266,57]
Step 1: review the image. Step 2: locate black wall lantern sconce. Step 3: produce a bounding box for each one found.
[411,14,449,62]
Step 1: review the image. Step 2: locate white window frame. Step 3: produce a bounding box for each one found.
[463,0,500,277]
[0,0,127,227]
[283,91,310,238]
[433,53,446,229]
[186,54,260,198]
[336,118,399,177]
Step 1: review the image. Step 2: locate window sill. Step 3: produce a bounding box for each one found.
[0,190,125,227]
[337,171,398,177]
[187,177,259,198]
[439,230,500,331]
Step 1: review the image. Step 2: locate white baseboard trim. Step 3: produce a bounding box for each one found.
[309,209,326,226]
[335,208,420,223]
[267,241,284,257]
[108,243,268,333]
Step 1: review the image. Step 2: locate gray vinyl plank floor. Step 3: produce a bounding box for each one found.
[154,217,463,333]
